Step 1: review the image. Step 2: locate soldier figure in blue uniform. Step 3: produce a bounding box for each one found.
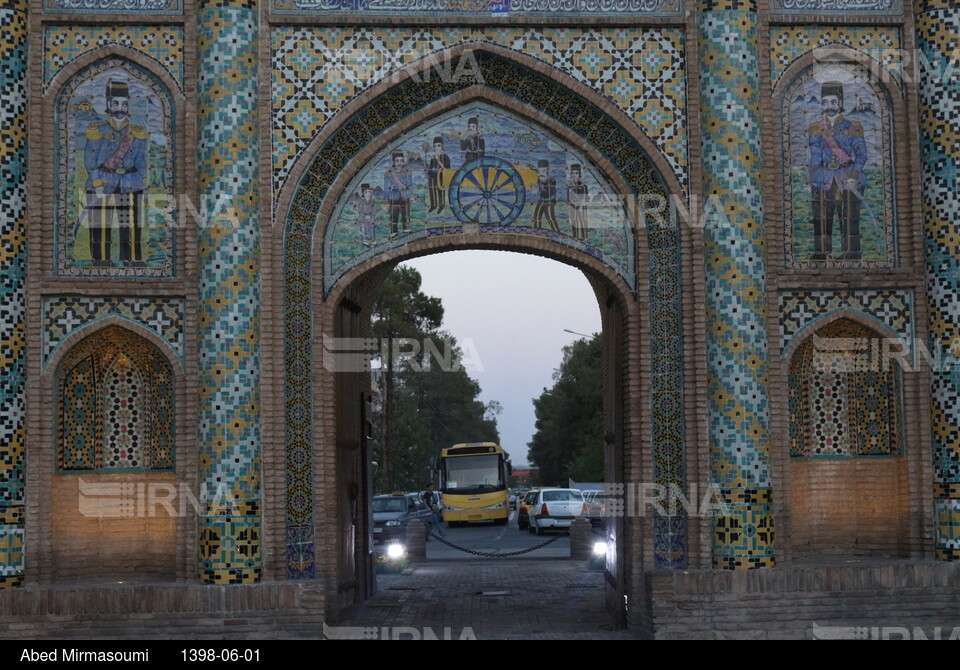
[459,117,485,166]
[383,151,412,237]
[83,78,149,266]
[533,159,559,232]
[807,81,867,261]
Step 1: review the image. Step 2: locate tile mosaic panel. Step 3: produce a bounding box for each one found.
[0,526,23,585]
[56,326,176,472]
[271,27,687,208]
[698,2,774,568]
[770,26,901,90]
[779,289,914,355]
[788,319,904,458]
[781,61,897,269]
[0,0,26,589]
[42,296,184,366]
[283,50,685,572]
[770,0,901,13]
[44,26,185,93]
[54,58,177,277]
[272,0,682,15]
[197,0,262,584]
[43,0,181,13]
[325,102,636,293]
[916,0,960,558]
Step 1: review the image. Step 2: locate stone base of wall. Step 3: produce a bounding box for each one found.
[648,560,960,639]
[0,582,326,639]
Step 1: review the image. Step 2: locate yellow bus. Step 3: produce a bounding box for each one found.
[438,442,511,526]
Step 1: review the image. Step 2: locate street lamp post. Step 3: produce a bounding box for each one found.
[563,328,592,338]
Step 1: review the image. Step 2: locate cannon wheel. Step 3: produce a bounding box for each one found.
[449,157,526,226]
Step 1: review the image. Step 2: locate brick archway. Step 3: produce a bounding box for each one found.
[277,45,691,624]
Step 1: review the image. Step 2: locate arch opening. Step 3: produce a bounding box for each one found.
[51,325,178,582]
[279,45,689,632]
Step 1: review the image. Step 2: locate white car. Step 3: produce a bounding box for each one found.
[528,488,586,535]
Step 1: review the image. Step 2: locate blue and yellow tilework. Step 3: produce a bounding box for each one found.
[916,0,960,561]
[0,0,26,589]
[272,27,687,207]
[0,0,28,588]
[779,289,914,356]
[769,26,901,91]
[697,0,774,569]
[44,26,185,94]
[282,49,686,572]
[196,0,262,584]
[42,296,185,367]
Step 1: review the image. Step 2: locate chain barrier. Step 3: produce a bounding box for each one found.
[426,530,562,557]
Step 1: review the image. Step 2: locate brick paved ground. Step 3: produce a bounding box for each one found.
[336,558,641,640]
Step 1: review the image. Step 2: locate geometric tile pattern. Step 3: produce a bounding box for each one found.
[56,326,176,472]
[44,26,185,94]
[196,0,262,584]
[916,0,960,560]
[779,289,914,356]
[769,26,901,90]
[935,499,960,560]
[0,0,26,589]
[198,502,262,584]
[271,26,687,207]
[770,0,901,16]
[43,0,180,13]
[282,50,679,576]
[42,296,185,367]
[697,0,775,569]
[788,319,903,458]
[650,210,687,568]
[272,0,681,15]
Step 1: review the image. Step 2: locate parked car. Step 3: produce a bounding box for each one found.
[517,489,540,531]
[528,488,587,535]
[583,489,612,527]
[372,492,433,543]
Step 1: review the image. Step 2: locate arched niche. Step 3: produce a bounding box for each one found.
[51,325,178,582]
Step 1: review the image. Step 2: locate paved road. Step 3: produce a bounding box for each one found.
[351,514,640,639]
[337,557,638,640]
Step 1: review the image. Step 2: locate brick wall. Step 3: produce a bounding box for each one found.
[788,458,910,557]
[649,562,960,639]
[0,583,325,639]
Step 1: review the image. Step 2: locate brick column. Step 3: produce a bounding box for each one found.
[196,0,262,583]
[0,0,26,589]
[697,0,775,568]
[915,0,960,560]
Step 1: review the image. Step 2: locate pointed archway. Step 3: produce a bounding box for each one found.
[276,44,692,630]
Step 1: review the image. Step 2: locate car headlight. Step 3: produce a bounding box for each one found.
[385,520,401,527]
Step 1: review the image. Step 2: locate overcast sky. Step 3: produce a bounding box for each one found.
[402,250,602,468]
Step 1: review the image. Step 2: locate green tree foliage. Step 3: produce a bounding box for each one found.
[371,265,443,493]
[371,265,499,493]
[527,334,603,486]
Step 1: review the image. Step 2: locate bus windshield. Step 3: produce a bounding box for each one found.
[442,454,505,494]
